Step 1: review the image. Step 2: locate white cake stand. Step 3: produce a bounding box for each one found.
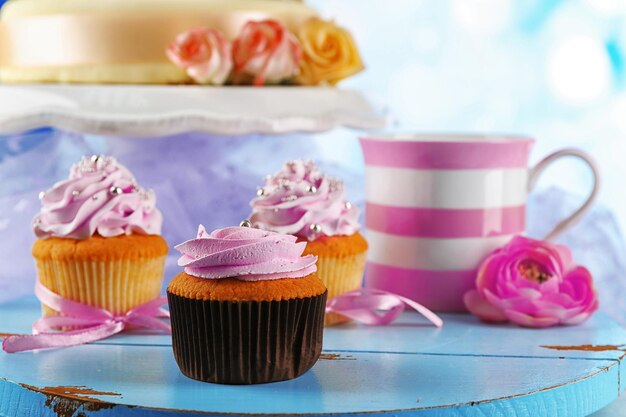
[0,85,386,137]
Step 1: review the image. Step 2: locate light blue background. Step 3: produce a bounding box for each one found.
[1,1,626,317]
[1,0,625,225]
[309,0,626,230]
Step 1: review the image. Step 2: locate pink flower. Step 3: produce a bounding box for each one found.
[232,20,302,86]
[464,236,598,328]
[166,28,232,85]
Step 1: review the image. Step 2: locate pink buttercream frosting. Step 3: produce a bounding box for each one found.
[176,225,317,281]
[33,155,163,239]
[249,160,360,241]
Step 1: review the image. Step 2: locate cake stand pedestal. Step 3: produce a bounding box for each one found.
[0,296,624,417]
[0,85,386,136]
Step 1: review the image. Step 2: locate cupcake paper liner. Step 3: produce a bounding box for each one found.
[167,290,327,385]
[35,256,166,316]
[315,252,367,326]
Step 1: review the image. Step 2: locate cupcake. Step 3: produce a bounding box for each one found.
[167,224,326,384]
[32,155,168,317]
[250,160,368,325]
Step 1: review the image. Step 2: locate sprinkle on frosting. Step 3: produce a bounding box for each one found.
[176,225,317,281]
[249,159,359,241]
[33,155,163,239]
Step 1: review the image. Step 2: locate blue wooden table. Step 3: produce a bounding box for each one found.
[1,297,625,417]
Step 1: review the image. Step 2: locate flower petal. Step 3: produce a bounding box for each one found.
[504,309,560,328]
[468,234,598,328]
[464,290,508,322]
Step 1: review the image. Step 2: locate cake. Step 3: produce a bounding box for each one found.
[32,155,168,318]
[250,159,368,325]
[167,224,327,384]
[0,0,363,85]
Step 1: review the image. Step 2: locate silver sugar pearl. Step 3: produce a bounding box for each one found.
[309,223,322,234]
[92,195,98,201]
[281,195,298,202]
[109,186,123,196]
[90,155,102,164]
[240,219,252,228]
[256,188,266,197]
[33,217,42,225]
[306,185,317,193]
[72,190,80,197]
[345,201,352,210]
[38,191,46,200]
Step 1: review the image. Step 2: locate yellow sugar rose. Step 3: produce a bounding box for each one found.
[297,18,364,86]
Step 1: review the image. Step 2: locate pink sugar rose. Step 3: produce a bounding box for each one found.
[464,236,598,328]
[232,19,302,86]
[166,28,232,85]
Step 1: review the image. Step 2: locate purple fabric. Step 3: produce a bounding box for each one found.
[1,130,625,328]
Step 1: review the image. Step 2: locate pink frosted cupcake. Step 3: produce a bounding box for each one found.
[32,155,168,317]
[167,224,327,384]
[250,159,368,325]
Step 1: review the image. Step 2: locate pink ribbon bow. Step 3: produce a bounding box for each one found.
[2,282,171,353]
[325,288,443,327]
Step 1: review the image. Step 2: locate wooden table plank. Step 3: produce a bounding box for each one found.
[1,296,624,416]
[591,394,626,417]
[0,345,619,416]
[324,314,626,361]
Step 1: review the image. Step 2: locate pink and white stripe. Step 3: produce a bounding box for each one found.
[359,134,534,312]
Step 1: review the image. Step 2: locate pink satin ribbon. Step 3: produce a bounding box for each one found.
[2,282,171,353]
[325,288,443,327]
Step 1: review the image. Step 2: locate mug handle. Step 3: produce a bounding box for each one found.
[528,148,600,241]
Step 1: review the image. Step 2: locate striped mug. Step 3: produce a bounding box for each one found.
[359,133,599,312]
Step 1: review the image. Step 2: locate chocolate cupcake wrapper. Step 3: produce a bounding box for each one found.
[167,291,327,385]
